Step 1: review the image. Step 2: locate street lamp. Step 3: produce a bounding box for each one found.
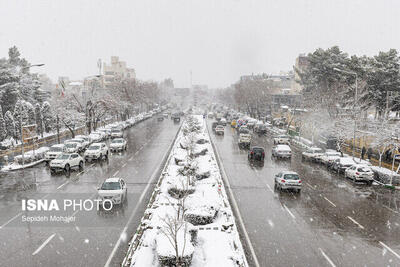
[333,67,358,160]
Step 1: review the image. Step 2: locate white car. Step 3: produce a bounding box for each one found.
[319,150,342,166]
[84,142,109,161]
[110,138,127,152]
[272,144,292,159]
[63,141,80,153]
[215,125,225,135]
[93,131,107,141]
[98,129,111,138]
[345,164,374,184]
[45,144,64,161]
[111,128,123,138]
[220,118,227,126]
[69,138,86,151]
[302,147,324,162]
[49,153,84,174]
[89,132,102,143]
[274,171,302,193]
[273,135,290,145]
[97,177,128,208]
[238,133,251,148]
[75,135,91,147]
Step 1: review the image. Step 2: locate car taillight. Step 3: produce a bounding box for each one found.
[262,152,265,156]
[298,180,302,183]
[251,151,254,154]
[355,172,360,175]
[281,179,286,183]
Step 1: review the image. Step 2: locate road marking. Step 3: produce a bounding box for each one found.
[91,163,95,167]
[347,216,365,229]
[122,163,127,168]
[379,241,400,260]
[319,248,336,267]
[57,181,69,190]
[283,204,296,219]
[306,182,315,190]
[32,233,56,256]
[266,184,274,193]
[384,206,399,214]
[113,170,119,177]
[130,156,134,160]
[0,212,22,229]
[323,197,337,207]
[134,151,139,155]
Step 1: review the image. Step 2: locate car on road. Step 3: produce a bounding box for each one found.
[345,164,374,184]
[331,157,356,174]
[238,132,252,149]
[93,130,107,141]
[75,135,91,147]
[248,147,265,161]
[272,144,292,159]
[220,118,227,126]
[45,144,65,161]
[97,177,128,208]
[273,135,290,145]
[319,150,342,166]
[212,121,220,132]
[208,112,214,119]
[163,113,169,118]
[302,147,324,162]
[111,128,123,139]
[70,138,87,151]
[238,125,249,135]
[49,153,84,175]
[98,129,111,138]
[110,138,127,152]
[63,141,81,153]
[274,171,302,193]
[215,125,224,135]
[88,132,103,143]
[84,142,109,161]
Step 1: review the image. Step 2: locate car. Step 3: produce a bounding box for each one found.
[69,138,87,152]
[49,153,84,174]
[157,116,164,121]
[319,150,342,166]
[93,130,107,141]
[97,177,128,209]
[248,147,265,161]
[208,112,214,119]
[273,135,290,145]
[331,157,356,173]
[274,171,302,193]
[98,129,111,138]
[45,144,64,161]
[254,123,267,135]
[272,145,292,159]
[63,141,81,153]
[75,135,91,147]
[220,118,227,126]
[84,142,109,161]
[111,128,123,139]
[110,138,127,152]
[238,133,252,149]
[246,119,257,129]
[173,116,181,123]
[163,113,169,118]
[238,126,249,135]
[215,125,224,135]
[301,147,324,162]
[345,164,374,185]
[88,132,103,143]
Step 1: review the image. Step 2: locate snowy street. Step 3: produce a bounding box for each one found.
[209,120,400,266]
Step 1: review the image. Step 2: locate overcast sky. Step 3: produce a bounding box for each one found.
[0,0,399,88]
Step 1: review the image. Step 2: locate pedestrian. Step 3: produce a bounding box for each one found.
[361,146,366,160]
[367,147,372,160]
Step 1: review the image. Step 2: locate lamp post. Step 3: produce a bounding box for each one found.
[333,67,358,160]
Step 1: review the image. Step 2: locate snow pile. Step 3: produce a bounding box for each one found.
[123,115,248,267]
[2,146,49,171]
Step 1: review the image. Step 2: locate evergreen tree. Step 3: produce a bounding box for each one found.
[41,101,53,133]
[25,101,35,125]
[35,103,43,137]
[0,106,6,141]
[13,100,28,140]
[4,111,15,139]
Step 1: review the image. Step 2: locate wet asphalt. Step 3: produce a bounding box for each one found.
[0,116,180,267]
[209,120,400,267]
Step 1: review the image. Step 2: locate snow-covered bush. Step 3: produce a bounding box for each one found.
[168,185,195,199]
[185,205,218,225]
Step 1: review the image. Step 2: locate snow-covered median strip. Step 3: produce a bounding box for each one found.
[122,115,248,267]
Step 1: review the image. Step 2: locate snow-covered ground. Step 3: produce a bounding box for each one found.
[123,115,248,267]
[2,146,49,171]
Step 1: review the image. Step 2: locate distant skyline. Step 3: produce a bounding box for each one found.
[1,0,399,88]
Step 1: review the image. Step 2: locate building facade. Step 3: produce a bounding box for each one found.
[103,56,136,87]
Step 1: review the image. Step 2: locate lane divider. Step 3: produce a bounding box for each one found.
[347,216,365,229]
[32,233,56,256]
[319,248,336,267]
[323,197,337,208]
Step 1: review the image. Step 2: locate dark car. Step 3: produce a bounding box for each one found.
[248,147,265,161]
[254,124,267,135]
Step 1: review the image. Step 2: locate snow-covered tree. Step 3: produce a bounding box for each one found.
[35,103,43,137]
[13,100,29,140]
[4,111,15,139]
[0,106,6,141]
[25,101,35,125]
[41,101,53,133]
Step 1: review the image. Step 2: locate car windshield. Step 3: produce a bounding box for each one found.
[101,182,121,190]
[65,143,77,148]
[112,139,123,143]
[279,135,288,138]
[56,154,70,160]
[284,174,300,180]
[253,148,264,152]
[112,129,121,133]
[50,147,63,152]
[358,167,371,172]
[88,145,100,150]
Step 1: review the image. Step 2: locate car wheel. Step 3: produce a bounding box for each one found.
[50,169,55,176]
[99,153,102,160]
[64,164,70,173]
[79,161,84,170]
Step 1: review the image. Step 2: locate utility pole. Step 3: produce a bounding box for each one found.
[20,105,24,166]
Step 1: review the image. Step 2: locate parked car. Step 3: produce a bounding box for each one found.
[345,164,374,184]
[69,138,87,152]
[63,141,81,153]
[248,147,265,161]
[272,145,292,159]
[319,150,342,166]
[45,144,65,161]
[89,132,103,143]
[274,171,302,193]
[215,125,224,135]
[331,157,356,174]
[273,135,290,145]
[110,138,127,152]
[302,147,324,162]
[84,142,109,161]
[75,135,91,147]
[49,153,84,174]
[97,177,128,209]
[98,129,111,138]
[111,128,123,139]
[93,131,107,141]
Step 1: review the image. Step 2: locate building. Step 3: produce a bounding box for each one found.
[270,88,302,111]
[292,54,309,92]
[103,56,136,87]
